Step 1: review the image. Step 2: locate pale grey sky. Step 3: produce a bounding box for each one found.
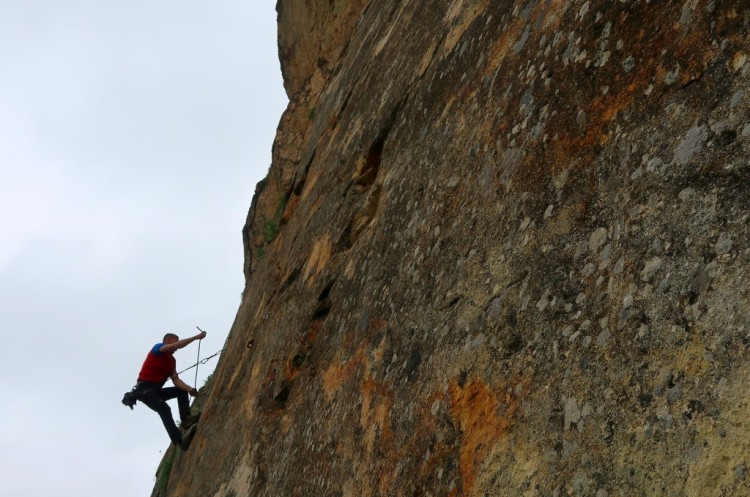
[0,2,287,496]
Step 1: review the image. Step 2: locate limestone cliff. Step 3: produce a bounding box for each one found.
[155,1,750,496]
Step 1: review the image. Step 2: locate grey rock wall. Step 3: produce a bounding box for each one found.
[158,1,750,496]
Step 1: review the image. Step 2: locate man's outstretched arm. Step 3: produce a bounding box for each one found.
[159,331,206,354]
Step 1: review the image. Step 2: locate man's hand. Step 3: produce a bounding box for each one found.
[171,373,198,396]
[196,331,207,340]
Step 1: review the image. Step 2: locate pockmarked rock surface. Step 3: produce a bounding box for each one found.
[156,1,750,496]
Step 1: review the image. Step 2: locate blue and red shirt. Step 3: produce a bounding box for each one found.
[137,343,176,384]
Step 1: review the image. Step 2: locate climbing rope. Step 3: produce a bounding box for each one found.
[194,326,204,387]
[178,348,224,375]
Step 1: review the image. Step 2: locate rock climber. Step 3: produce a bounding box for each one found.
[134,330,206,449]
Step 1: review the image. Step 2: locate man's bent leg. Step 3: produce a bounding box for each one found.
[160,386,192,422]
[137,385,183,445]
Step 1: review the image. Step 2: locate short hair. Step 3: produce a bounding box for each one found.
[163,333,179,342]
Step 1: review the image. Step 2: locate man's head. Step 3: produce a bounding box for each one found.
[163,333,179,344]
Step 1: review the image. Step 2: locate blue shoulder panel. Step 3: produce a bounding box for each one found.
[151,343,164,354]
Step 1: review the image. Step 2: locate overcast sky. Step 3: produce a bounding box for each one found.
[0,2,287,496]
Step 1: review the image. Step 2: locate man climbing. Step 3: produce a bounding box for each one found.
[134,330,206,449]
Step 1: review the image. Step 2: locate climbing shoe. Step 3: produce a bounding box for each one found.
[180,413,200,429]
[180,425,197,451]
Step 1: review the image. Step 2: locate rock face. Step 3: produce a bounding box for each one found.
[157,1,750,496]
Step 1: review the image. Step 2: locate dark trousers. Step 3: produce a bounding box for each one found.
[136,381,190,444]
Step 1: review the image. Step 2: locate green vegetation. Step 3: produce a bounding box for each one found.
[202,372,213,388]
[155,446,176,494]
[262,196,289,244]
[263,218,280,243]
[255,195,291,263]
[307,107,315,120]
